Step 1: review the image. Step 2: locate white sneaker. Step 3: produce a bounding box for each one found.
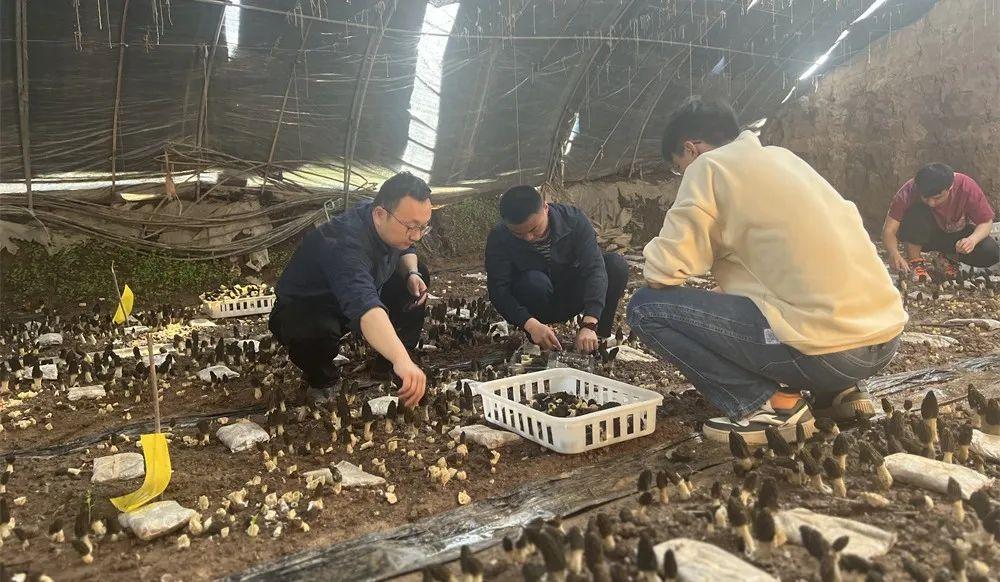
[701,399,816,446]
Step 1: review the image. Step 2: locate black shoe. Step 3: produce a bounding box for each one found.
[702,399,816,446]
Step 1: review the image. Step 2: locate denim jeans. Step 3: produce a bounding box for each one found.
[626,286,900,419]
[512,252,629,337]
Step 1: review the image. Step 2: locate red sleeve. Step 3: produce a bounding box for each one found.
[957,174,996,224]
[887,180,915,222]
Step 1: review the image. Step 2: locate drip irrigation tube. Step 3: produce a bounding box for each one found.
[223,433,712,582]
[221,352,1000,581]
[3,405,269,459]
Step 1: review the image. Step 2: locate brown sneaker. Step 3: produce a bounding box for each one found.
[813,386,876,422]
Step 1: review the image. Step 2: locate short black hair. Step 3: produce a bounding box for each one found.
[373,172,431,210]
[913,163,955,197]
[661,96,741,159]
[499,185,544,225]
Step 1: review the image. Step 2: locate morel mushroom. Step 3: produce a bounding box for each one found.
[947,477,965,523]
[727,495,755,555]
[584,531,611,582]
[636,534,658,582]
[823,457,847,498]
[920,391,939,444]
[859,441,892,491]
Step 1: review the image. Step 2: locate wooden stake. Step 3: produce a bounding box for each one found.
[146,331,161,433]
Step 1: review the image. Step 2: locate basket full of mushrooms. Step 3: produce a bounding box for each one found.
[200,283,276,319]
[473,368,663,454]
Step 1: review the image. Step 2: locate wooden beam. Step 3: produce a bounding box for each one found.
[14,0,32,208]
[110,0,132,201]
[260,22,313,197]
[342,0,397,209]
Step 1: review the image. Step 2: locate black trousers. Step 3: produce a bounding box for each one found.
[898,203,999,268]
[269,263,430,387]
[511,252,629,337]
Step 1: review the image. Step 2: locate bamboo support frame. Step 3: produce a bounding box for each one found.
[342,0,397,210]
[260,22,313,198]
[15,0,32,208]
[447,42,500,183]
[627,7,734,176]
[543,0,641,185]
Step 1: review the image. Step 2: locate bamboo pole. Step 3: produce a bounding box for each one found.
[198,6,227,149]
[14,0,32,208]
[110,0,132,202]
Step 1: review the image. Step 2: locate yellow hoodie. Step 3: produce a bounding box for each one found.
[643,131,907,355]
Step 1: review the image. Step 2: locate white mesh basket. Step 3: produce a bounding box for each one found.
[200,294,276,319]
[474,368,663,454]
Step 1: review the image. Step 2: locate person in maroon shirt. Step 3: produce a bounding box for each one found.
[882,163,998,282]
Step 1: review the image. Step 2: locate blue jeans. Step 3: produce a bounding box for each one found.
[626,286,900,419]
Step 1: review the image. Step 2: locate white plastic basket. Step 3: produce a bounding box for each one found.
[474,368,663,454]
[200,294,276,319]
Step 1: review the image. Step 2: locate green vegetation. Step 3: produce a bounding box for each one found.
[0,241,240,310]
[0,195,498,312]
[428,192,500,257]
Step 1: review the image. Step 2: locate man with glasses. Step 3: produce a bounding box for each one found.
[270,172,432,406]
[485,185,629,353]
[626,97,907,445]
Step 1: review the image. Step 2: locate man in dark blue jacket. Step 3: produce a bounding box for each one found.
[269,172,431,406]
[485,186,629,352]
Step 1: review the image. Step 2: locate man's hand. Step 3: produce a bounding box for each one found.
[575,327,599,353]
[647,281,666,289]
[889,252,910,273]
[524,318,562,351]
[955,237,977,255]
[393,358,426,408]
[406,272,428,307]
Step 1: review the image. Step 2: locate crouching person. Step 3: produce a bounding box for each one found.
[626,97,907,445]
[485,185,628,353]
[269,172,432,407]
[882,163,998,282]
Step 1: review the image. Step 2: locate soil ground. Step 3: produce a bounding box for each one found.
[2,253,999,581]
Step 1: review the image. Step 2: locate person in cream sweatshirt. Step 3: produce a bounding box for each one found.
[626,97,907,445]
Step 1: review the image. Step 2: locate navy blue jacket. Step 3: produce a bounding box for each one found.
[485,203,607,327]
[275,202,414,329]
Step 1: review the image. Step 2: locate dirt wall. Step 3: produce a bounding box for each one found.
[763,0,1000,229]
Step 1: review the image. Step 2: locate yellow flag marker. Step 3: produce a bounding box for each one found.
[109,263,171,513]
[110,432,171,512]
[112,284,134,325]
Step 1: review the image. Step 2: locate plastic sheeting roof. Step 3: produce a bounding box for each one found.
[0,0,937,194]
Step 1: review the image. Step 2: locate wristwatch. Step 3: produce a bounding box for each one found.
[580,321,598,333]
[407,270,423,281]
